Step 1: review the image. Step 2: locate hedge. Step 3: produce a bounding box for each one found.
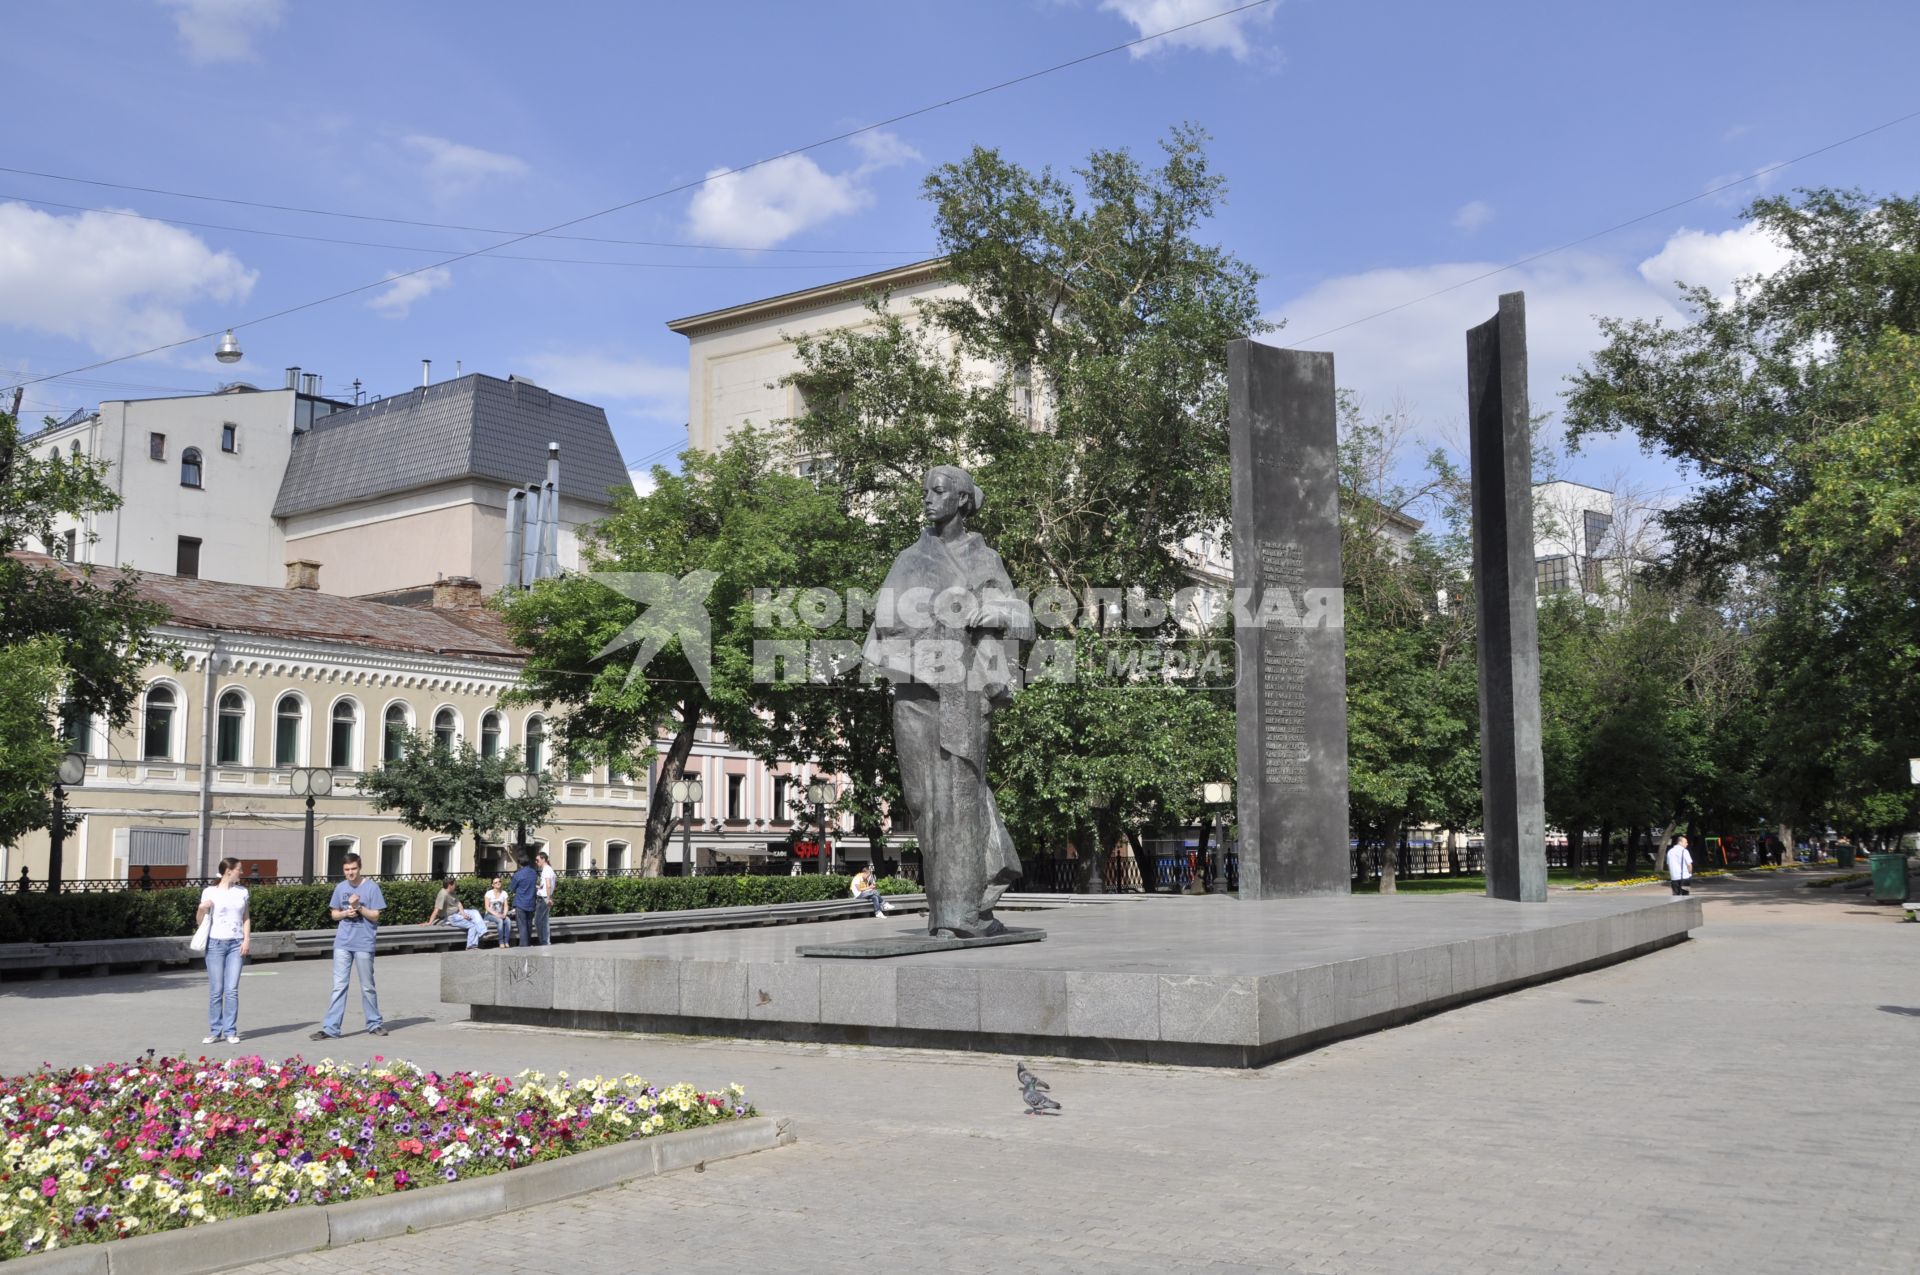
[0,874,916,945]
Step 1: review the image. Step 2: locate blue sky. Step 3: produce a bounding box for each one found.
[4,0,1917,502]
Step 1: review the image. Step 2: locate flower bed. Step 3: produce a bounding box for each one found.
[0,1053,753,1260]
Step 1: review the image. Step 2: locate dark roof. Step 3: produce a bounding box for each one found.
[16,554,521,661]
[273,373,630,517]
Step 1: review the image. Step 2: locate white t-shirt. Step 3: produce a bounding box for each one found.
[200,884,249,941]
[1666,844,1693,881]
[538,864,556,901]
[484,887,508,917]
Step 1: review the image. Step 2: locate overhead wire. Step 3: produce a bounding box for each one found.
[5,0,1282,394]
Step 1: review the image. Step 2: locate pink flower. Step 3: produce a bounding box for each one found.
[41,1177,58,1198]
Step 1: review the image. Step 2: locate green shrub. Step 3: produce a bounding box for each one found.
[0,874,916,944]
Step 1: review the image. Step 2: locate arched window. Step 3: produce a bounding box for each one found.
[565,840,588,873]
[525,716,546,772]
[69,440,81,459]
[480,711,502,759]
[61,700,92,755]
[330,701,358,768]
[384,704,409,762]
[325,837,356,879]
[142,685,176,760]
[379,837,407,877]
[216,689,246,765]
[275,694,304,766]
[434,707,457,752]
[180,447,203,489]
[606,842,628,874]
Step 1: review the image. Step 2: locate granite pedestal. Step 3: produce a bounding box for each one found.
[444,893,1701,1068]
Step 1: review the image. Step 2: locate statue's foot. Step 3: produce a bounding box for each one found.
[929,917,1007,940]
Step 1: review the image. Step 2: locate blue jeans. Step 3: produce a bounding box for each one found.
[855,889,883,915]
[320,948,381,1036]
[491,912,512,946]
[535,898,551,945]
[441,909,487,949]
[205,937,243,1036]
[514,908,535,949]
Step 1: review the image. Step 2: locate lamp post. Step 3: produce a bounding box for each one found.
[1202,781,1235,894]
[670,777,703,876]
[289,766,333,884]
[504,772,543,868]
[48,753,86,895]
[807,779,833,875]
[1083,792,1111,895]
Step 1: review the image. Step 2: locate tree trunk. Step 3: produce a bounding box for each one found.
[1191,816,1212,894]
[1778,821,1793,865]
[1597,822,1613,877]
[641,704,700,877]
[1379,819,1402,895]
[1565,824,1585,877]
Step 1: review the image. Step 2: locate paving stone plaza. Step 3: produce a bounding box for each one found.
[5,871,1913,1274]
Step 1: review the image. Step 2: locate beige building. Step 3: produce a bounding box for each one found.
[6,558,845,885]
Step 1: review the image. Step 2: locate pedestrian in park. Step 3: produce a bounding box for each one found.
[1666,834,1694,896]
[311,852,386,1040]
[535,849,557,945]
[509,853,540,949]
[484,874,512,947]
[196,857,251,1044]
[426,875,488,949]
[850,863,892,915]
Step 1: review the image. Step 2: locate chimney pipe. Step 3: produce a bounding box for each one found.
[285,560,320,591]
[421,359,432,388]
[285,366,300,391]
[300,373,318,395]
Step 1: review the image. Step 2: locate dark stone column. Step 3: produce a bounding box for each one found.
[1228,340,1350,899]
[1466,293,1547,902]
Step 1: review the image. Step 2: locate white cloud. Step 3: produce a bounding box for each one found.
[1100,0,1276,60]
[0,201,256,354]
[1702,161,1782,208]
[159,0,285,63]
[1452,200,1493,234]
[685,132,918,249]
[403,134,530,197]
[1636,222,1792,302]
[366,267,452,318]
[517,350,686,423]
[629,468,658,498]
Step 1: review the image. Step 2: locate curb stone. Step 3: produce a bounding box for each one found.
[6,1116,794,1275]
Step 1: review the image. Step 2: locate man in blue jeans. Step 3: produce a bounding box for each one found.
[509,853,540,949]
[311,852,386,1040]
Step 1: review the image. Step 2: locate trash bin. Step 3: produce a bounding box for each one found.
[1836,844,1856,868]
[1868,853,1910,903]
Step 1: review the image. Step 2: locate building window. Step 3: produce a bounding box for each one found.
[565,840,588,873]
[220,422,238,453]
[525,716,546,772]
[434,707,457,752]
[180,447,203,489]
[606,841,628,873]
[176,536,201,579]
[1582,510,1613,558]
[330,701,358,768]
[379,837,406,878]
[69,439,81,459]
[1535,555,1573,596]
[57,528,76,561]
[728,774,745,821]
[142,685,175,761]
[216,690,246,765]
[431,840,453,878]
[325,838,355,880]
[772,775,790,822]
[384,704,409,762]
[60,700,91,755]
[480,711,501,759]
[148,432,166,461]
[275,694,304,766]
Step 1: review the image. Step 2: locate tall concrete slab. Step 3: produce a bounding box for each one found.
[1228,340,1350,899]
[1465,293,1547,902]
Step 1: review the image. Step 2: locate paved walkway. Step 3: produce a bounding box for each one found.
[4,871,1914,1273]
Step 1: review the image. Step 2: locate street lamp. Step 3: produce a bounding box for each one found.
[1083,792,1111,895]
[48,752,86,895]
[289,766,333,884]
[1202,781,1235,895]
[806,779,834,875]
[670,777,703,876]
[504,772,543,868]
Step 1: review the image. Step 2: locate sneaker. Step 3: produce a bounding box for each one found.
[309,1030,339,1041]
[366,1025,388,1036]
[225,1034,241,1045]
[202,1035,218,1044]
[880,901,896,914]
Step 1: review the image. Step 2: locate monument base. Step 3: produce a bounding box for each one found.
[444,893,1701,1069]
[796,928,1045,958]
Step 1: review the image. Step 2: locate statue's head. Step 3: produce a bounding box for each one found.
[922,465,981,524]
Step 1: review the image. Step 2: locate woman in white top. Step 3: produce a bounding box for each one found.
[196,857,252,1044]
[483,876,512,947]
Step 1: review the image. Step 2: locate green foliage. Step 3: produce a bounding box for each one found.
[356,732,554,845]
[0,874,914,943]
[0,638,69,844]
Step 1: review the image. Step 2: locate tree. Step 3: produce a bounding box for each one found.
[0,409,173,845]
[356,731,554,867]
[499,429,875,874]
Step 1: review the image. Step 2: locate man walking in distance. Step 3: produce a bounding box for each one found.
[535,849,557,945]
[509,854,541,950]
[1666,834,1694,896]
[311,852,386,1040]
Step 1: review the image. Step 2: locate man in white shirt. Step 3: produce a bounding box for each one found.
[1666,835,1694,896]
[535,849,557,945]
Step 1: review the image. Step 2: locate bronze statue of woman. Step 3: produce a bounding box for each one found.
[863,466,1032,937]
